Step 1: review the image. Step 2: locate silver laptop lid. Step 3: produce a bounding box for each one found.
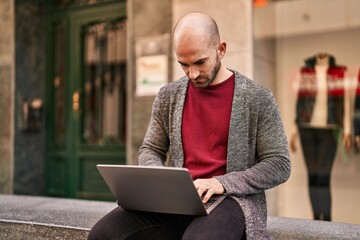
[96,164,225,215]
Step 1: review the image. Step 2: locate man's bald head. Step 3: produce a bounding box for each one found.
[173,12,220,49]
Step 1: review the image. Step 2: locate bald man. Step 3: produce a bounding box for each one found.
[89,12,291,240]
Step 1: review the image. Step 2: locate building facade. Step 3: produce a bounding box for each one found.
[1,0,360,224]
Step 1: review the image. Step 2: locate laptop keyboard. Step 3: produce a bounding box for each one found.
[203,197,217,209]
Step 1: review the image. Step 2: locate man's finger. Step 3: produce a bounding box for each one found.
[202,188,215,203]
[196,186,206,199]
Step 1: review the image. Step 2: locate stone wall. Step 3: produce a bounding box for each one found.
[0,0,14,194]
[13,0,46,195]
[126,0,173,164]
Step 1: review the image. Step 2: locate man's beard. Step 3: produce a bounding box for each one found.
[192,56,221,88]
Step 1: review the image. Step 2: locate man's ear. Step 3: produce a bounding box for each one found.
[217,42,227,59]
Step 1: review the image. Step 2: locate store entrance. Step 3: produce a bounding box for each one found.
[45,1,126,200]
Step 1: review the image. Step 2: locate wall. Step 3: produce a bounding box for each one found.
[0,0,14,194]
[253,2,276,94]
[127,0,173,164]
[253,39,276,94]
[13,0,46,195]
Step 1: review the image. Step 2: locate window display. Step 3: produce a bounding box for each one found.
[253,0,360,224]
[290,53,347,221]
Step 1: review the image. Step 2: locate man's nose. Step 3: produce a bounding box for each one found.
[188,66,200,80]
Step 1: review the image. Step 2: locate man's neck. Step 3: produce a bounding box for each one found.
[211,67,233,86]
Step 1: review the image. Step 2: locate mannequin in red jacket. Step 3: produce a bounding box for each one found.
[290,53,349,221]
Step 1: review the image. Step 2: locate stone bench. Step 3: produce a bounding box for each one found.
[268,216,360,239]
[0,194,115,240]
[1,194,360,239]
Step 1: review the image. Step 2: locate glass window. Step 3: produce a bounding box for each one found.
[82,19,127,145]
[253,0,360,224]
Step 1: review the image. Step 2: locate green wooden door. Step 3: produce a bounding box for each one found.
[45,1,126,201]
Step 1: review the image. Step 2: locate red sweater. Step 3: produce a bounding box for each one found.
[182,74,235,179]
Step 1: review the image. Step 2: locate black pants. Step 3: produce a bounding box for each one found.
[88,197,245,240]
[355,95,360,136]
[298,126,339,221]
[354,95,360,152]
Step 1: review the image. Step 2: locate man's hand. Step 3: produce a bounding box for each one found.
[193,178,225,203]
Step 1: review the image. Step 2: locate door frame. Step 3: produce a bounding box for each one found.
[45,1,127,200]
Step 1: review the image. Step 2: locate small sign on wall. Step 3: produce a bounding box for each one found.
[136,55,167,96]
[135,34,169,97]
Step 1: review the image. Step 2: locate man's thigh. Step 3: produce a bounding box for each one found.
[88,207,193,240]
[88,198,245,240]
[182,197,245,240]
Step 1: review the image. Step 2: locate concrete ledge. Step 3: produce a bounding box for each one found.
[0,194,116,240]
[1,194,360,239]
[0,220,88,240]
[268,216,360,240]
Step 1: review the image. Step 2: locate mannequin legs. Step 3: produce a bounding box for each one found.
[354,96,360,152]
[299,127,338,221]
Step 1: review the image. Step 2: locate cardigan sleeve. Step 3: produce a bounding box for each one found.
[216,89,291,195]
[138,87,170,166]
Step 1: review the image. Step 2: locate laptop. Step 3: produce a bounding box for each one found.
[96,164,226,215]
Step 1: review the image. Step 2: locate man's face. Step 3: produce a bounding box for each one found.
[175,41,221,88]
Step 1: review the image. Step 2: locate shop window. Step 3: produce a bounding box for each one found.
[254,0,360,224]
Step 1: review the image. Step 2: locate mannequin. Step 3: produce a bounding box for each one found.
[290,53,348,221]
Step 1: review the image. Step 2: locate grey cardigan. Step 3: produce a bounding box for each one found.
[139,70,291,239]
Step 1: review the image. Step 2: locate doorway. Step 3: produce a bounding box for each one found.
[45,1,126,200]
